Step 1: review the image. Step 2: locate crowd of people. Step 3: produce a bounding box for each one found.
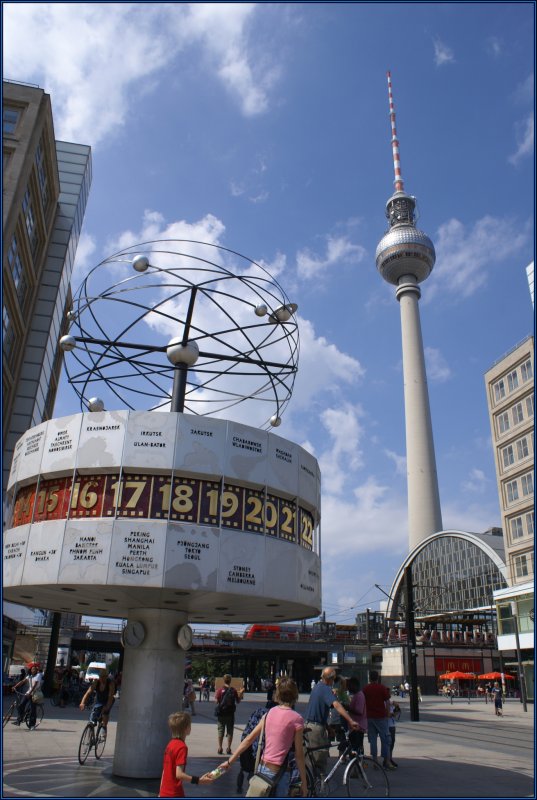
[159,668,401,797]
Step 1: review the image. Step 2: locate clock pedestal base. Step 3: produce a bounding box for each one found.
[112,608,188,778]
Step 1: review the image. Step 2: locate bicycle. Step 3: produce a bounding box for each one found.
[304,728,390,797]
[78,708,107,764]
[3,690,44,729]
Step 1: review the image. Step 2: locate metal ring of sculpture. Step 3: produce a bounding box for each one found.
[63,240,299,429]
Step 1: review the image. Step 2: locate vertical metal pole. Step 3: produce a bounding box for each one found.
[404,565,419,721]
[43,612,61,696]
[170,287,198,414]
[511,606,528,712]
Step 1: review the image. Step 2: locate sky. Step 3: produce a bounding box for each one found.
[4,2,534,631]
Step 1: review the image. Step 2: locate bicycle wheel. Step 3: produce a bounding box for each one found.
[306,764,328,797]
[78,724,95,764]
[95,724,107,758]
[3,700,17,727]
[26,704,44,729]
[345,757,390,797]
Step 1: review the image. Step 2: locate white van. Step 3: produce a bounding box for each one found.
[85,662,107,682]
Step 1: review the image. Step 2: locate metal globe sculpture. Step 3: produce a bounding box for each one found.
[61,240,299,429]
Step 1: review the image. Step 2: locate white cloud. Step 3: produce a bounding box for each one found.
[71,231,97,282]
[427,215,529,300]
[461,468,488,494]
[384,449,407,476]
[433,38,455,66]
[3,3,275,146]
[424,347,452,383]
[509,114,534,166]
[486,37,502,58]
[318,405,365,495]
[296,235,366,280]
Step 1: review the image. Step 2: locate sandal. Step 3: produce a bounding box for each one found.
[226,748,232,755]
[217,748,223,755]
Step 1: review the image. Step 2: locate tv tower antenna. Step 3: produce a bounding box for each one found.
[375,71,443,550]
[387,70,404,193]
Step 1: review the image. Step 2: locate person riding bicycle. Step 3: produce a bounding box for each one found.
[79,668,115,728]
[11,663,43,728]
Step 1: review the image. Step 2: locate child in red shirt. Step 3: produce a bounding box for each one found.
[159,711,213,797]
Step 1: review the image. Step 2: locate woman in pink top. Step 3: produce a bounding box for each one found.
[219,677,307,797]
[347,676,368,753]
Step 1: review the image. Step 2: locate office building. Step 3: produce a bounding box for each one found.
[3,80,92,493]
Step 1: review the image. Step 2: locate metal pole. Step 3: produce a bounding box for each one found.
[43,612,61,697]
[511,606,528,712]
[404,565,419,721]
[170,287,198,413]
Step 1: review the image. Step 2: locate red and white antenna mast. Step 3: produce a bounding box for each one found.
[387,71,404,193]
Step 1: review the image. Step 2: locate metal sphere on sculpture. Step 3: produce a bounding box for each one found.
[132,254,150,272]
[255,304,268,317]
[270,415,282,427]
[59,335,77,351]
[88,397,105,412]
[166,338,200,366]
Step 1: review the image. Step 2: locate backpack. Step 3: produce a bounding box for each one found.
[215,686,235,716]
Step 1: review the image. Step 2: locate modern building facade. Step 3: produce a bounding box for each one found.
[383,529,509,693]
[484,335,534,587]
[3,80,92,494]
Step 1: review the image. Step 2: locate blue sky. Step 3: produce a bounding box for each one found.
[4,3,534,630]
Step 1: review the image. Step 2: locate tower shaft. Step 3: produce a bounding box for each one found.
[396,278,443,548]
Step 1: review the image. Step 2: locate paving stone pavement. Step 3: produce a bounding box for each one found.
[2,693,534,798]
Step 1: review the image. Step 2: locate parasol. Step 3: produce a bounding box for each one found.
[478,672,515,680]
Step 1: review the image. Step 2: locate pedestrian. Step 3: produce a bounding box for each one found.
[217,677,308,798]
[310,678,316,692]
[387,698,400,767]
[362,670,396,770]
[215,674,244,755]
[492,681,503,717]
[183,679,196,716]
[347,676,367,754]
[11,664,43,729]
[159,711,213,796]
[417,686,422,703]
[486,682,493,705]
[303,667,359,778]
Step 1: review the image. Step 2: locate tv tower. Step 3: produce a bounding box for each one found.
[376,71,443,550]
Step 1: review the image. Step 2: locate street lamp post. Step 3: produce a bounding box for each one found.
[511,602,528,712]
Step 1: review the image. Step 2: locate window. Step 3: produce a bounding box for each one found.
[2,306,15,361]
[521,360,533,383]
[514,553,533,580]
[517,437,529,460]
[507,370,519,392]
[494,379,505,402]
[521,473,533,497]
[511,517,524,539]
[7,235,27,305]
[3,106,20,134]
[526,395,534,418]
[506,480,519,503]
[498,412,510,434]
[22,188,38,253]
[35,140,49,210]
[502,445,514,468]
[512,403,524,425]
[526,511,534,536]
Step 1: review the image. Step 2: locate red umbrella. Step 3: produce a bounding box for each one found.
[440,671,475,680]
[478,672,515,680]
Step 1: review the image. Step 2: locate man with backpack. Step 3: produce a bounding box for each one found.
[214,674,244,755]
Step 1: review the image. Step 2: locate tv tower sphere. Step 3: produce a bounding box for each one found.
[375,199,436,285]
